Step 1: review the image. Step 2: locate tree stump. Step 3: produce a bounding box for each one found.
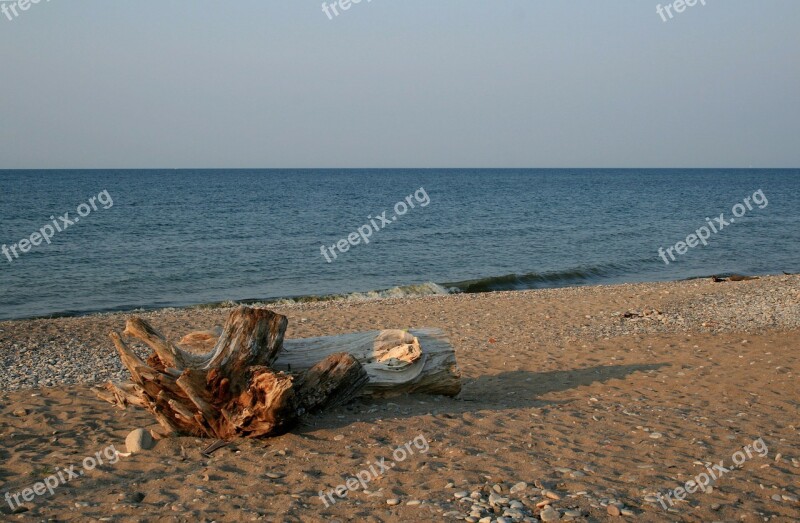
[98,306,461,439]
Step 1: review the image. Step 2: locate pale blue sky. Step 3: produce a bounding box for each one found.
[1,1,798,168]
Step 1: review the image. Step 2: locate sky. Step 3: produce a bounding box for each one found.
[0,0,798,169]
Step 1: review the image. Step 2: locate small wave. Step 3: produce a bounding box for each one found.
[444,265,625,293]
[266,281,452,305]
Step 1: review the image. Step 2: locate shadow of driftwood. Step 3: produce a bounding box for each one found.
[295,362,669,434]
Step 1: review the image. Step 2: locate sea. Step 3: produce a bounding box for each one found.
[0,169,798,321]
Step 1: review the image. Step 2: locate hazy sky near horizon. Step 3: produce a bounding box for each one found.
[1,1,798,168]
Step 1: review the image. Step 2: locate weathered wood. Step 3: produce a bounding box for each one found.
[294,352,370,414]
[99,306,461,439]
[276,329,461,398]
[179,328,462,398]
[100,306,369,439]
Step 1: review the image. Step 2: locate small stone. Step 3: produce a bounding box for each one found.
[544,490,561,500]
[454,491,469,499]
[445,482,455,488]
[607,505,621,516]
[406,500,421,506]
[496,518,511,523]
[710,504,721,511]
[333,434,345,441]
[509,500,524,509]
[772,494,783,501]
[386,498,400,506]
[470,491,482,499]
[539,505,560,522]
[782,494,799,502]
[464,518,478,523]
[264,472,283,479]
[126,428,154,453]
[510,481,527,494]
[12,408,28,417]
[493,484,503,493]
[489,492,509,505]
[620,509,634,516]
[644,495,659,503]
[649,432,663,439]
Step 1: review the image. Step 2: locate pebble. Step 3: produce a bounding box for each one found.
[12,408,28,417]
[386,498,400,506]
[607,505,621,516]
[782,494,799,502]
[125,428,154,453]
[264,472,283,479]
[543,490,561,500]
[539,505,560,522]
[454,491,469,499]
[510,481,527,494]
[406,499,421,506]
[489,492,509,505]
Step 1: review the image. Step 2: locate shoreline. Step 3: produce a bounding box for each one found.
[1,270,796,323]
[1,274,798,393]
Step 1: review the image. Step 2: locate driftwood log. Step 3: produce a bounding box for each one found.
[97,306,461,439]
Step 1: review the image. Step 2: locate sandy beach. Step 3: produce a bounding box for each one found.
[1,275,799,522]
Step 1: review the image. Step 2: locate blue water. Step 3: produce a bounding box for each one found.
[0,169,798,321]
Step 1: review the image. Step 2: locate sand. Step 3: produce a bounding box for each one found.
[1,275,799,522]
